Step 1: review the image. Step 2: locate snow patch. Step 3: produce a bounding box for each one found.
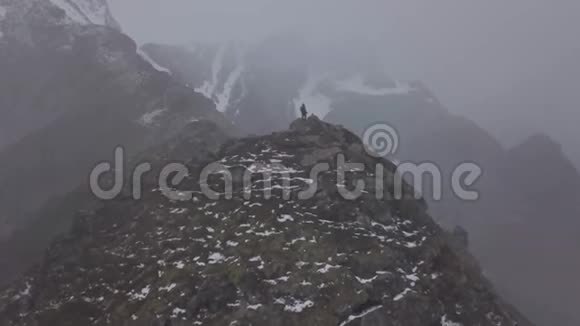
[277,214,294,223]
[404,241,418,248]
[405,273,420,282]
[137,47,171,74]
[13,282,32,300]
[249,256,262,262]
[195,44,227,99]
[138,108,167,126]
[316,263,340,274]
[21,282,31,296]
[393,288,413,301]
[171,307,186,318]
[275,298,315,313]
[226,240,239,247]
[247,303,263,311]
[128,285,150,301]
[355,275,378,284]
[214,58,244,113]
[441,315,462,326]
[159,283,177,292]
[50,0,114,26]
[339,305,383,326]
[335,75,413,96]
[195,44,245,113]
[208,252,226,264]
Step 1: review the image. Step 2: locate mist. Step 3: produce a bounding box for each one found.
[1,1,579,324]
[110,1,579,107]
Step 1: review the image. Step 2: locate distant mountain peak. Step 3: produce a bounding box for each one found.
[512,132,563,154]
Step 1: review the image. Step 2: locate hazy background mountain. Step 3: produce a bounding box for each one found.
[109,0,580,169]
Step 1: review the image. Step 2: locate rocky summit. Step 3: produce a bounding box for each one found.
[0,117,530,326]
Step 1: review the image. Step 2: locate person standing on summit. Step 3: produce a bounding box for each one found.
[300,103,308,120]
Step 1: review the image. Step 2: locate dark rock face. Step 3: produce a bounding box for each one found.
[0,119,233,286]
[0,0,121,147]
[0,0,232,230]
[0,117,531,326]
[0,0,233,286]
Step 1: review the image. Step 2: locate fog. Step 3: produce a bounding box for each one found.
[1,1,579,324]
[110,0,580,166]
[110,1,578,107]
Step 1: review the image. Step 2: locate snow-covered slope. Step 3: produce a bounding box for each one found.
[194,43,246,113]
[0,0,119,34]
[49,0,119,28]
[137,47,171,74]
[141,39,418,134]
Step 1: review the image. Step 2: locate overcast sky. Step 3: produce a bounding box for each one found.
[110,0,579,111]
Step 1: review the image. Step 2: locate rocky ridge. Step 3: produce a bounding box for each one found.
[0,117,531,326]
[143,37,580,325]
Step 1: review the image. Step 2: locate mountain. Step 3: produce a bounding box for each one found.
[0,0,120,149]
[0,4,566,323]
[324,85,580,326]
[300,76,580,326]
[464,50,580,170]
[141,38,580,325]
[140,35,391,135]
[506,133,580,210]
[0,117,532,326]
[141,35,310,135]
[0,0,233,287]
[0,0,232,236]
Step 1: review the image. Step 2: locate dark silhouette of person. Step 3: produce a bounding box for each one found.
[300,103,308,119]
